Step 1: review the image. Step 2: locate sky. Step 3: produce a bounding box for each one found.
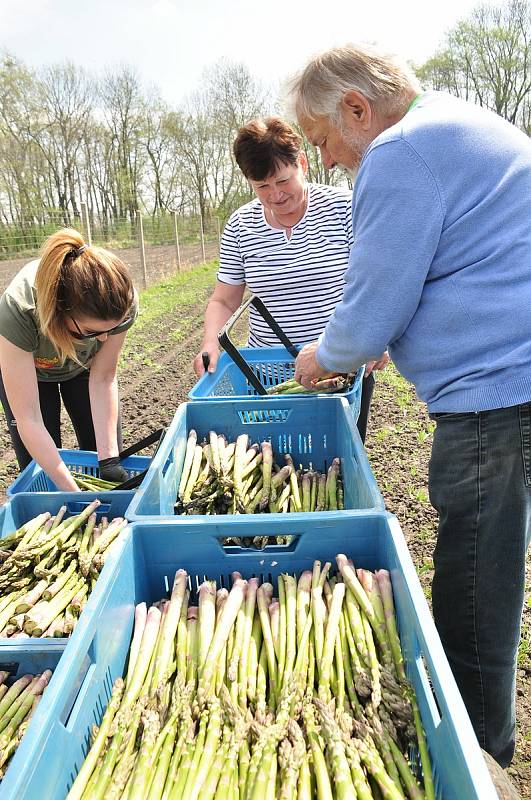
[1,0,500,107]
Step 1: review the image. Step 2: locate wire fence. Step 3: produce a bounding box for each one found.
[0,202,221,293]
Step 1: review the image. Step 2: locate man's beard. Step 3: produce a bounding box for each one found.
[339,124,371,181]
[341,164,359,182]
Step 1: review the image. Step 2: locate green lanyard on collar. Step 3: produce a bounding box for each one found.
[407,94,423,113]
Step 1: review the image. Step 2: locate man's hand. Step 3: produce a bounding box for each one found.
[294,341,326,388]
[193,343,219,376]
[364,351,390,376]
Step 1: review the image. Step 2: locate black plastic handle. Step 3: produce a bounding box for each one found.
[217,295,300,395]
[202,352,210,371]
[118,428,166,460]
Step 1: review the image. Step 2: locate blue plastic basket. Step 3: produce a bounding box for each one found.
[0,492,133,647]
[126,395,384,521]
[0,640,67,671]
[189,346,364,418]
[6,449,151,497]
[0,643,68,787]
[0,494,133,796]
[0,514,497,799]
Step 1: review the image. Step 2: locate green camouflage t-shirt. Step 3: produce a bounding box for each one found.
[0,260,138,382]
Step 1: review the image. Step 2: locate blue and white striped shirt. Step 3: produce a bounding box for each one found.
[218,183,353,347]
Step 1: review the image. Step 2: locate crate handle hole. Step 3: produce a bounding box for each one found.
[161,457,173,479]
[221,534,300,553]
[61,651,95,731]
[415,651,442,728]
[63,501,110,515]
[0,661,20,675]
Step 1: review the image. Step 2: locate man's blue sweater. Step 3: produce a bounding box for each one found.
[317,92,531,412]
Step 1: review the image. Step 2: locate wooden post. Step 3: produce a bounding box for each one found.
[173,210,181,272]
[216,216,221,256]
[80,201,92,246]
[136,210,148,289]
[199,212,206,263]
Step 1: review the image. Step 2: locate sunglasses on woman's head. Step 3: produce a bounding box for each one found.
[69,315,132,340]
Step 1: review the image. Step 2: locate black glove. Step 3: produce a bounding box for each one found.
[98,456,129,483]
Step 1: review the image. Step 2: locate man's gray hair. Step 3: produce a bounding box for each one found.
[285,43,422,123]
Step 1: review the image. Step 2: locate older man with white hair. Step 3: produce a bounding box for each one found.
[289,42,531,769]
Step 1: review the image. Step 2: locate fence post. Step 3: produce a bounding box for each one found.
[216,216,221,256]
[173,211,181,272]
[136,210,148,289]
[199,212,206,263]
[80,201,92,246]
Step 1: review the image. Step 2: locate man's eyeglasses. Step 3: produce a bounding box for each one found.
[69,315,132,341]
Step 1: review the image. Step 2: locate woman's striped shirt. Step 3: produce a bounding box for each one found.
[217,183,353,347]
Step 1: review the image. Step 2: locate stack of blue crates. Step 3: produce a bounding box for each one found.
[0,387,498,797]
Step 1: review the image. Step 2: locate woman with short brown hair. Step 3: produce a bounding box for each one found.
[194,116,388,441]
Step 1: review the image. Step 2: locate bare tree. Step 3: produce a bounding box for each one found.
[81,121,120,227]
[416,0,531,132]
[35,63,95,218]
[175,61,272,222]
[0,54,46,224]
[99,66,146,220]
[140,97,186,214]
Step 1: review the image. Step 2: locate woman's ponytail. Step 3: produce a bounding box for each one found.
[35,228,134,363]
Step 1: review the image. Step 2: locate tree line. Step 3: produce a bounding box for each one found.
[0,0,529,235]
[417,0,530,132]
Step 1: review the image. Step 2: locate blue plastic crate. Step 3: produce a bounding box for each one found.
[126,395,384,521]
[0,514,497,799]
[0,492,132,647]
[6,449,151,496]
[0,496,132,796]
[0,643,69,789]
[0,641,66,672]
[189,346,364,419]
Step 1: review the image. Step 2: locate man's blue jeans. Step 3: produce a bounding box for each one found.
[428,403,531,768]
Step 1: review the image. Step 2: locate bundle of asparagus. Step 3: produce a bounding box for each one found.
[0,500,127,638]
[70,472,121,491]
[175,430,343,517]
[267,373,356,396]
[67,556,434,800]
[0,668,52,779]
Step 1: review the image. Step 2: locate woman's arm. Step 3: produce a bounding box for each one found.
[193,281,246,375]
[0,336,79,491]
[88,331,127,460]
